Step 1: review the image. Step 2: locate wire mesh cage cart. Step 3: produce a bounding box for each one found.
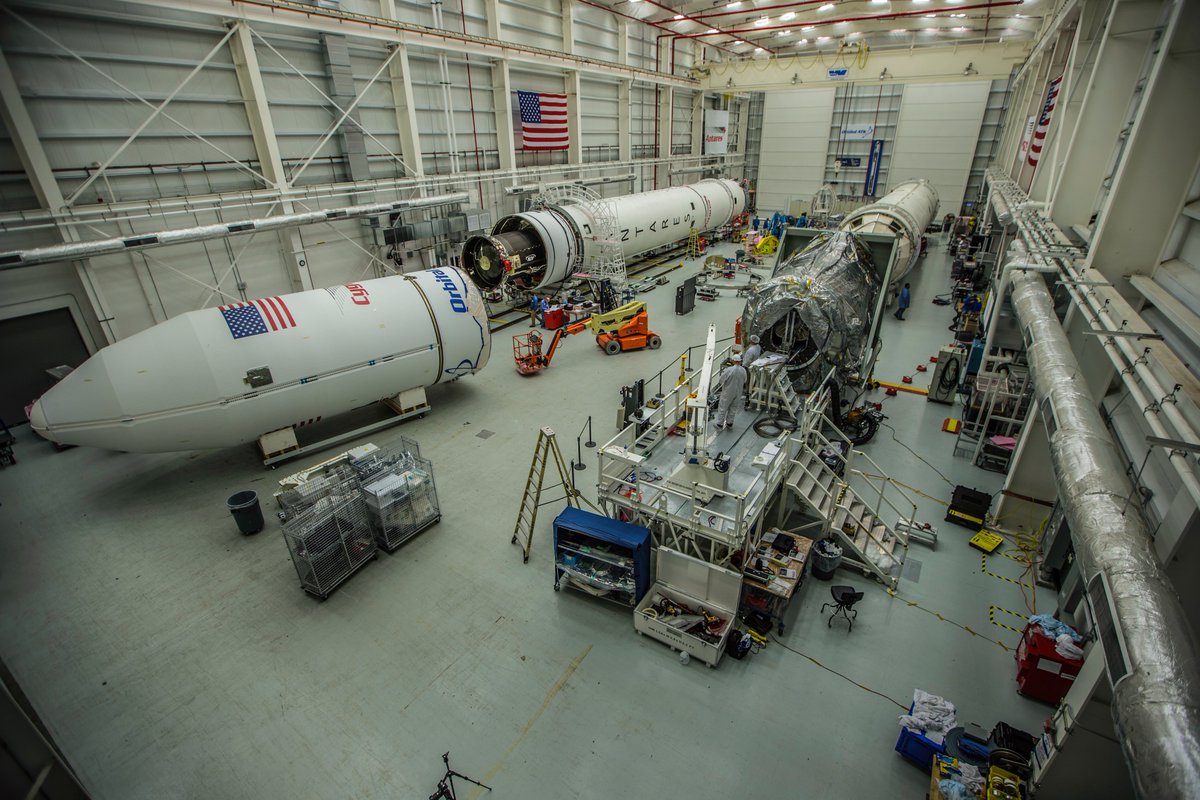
[280,478,378,598]
[350,438,441,552]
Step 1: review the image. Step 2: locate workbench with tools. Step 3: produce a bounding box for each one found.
[739,529,812,634]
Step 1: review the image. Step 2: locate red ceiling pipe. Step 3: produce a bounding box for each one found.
[576,0,741,59]
[658,0,833,24]
[670,0,1024,46]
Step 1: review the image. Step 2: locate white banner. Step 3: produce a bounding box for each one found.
[1019,115,1036,155]
[839,124,875,140]
[704,110,729,155]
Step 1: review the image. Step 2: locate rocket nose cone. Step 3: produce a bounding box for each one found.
[28,399,57,443]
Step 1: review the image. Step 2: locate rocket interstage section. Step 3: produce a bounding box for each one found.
[841,179,939,289]
[461,179,746,291]
[29,267,491,453]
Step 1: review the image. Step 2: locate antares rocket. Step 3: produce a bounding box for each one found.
[461,179,746,292]
[30,267,491,453]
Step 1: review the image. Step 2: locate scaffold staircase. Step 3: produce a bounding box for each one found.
[748,364,804,420]
[783,423,917,589]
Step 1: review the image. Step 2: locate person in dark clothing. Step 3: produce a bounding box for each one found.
[894,283,912,320]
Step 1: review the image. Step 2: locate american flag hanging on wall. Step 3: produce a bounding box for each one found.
[517,90,569,151]
[1027,76,1063,168]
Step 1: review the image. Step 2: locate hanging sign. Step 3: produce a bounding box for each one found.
[704,110,729,155]
[827,68,849,80]
[839,124,875,140]
[864,139,885,196]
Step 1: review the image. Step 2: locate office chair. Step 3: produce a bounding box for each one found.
[821,584,864,631]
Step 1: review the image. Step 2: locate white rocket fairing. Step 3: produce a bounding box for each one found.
[841,179,939,289]
[461,179,746,291]
[29,267,491,453]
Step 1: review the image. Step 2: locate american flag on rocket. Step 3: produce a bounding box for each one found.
[219,297,297,340]
[1027,76,1062,168]
[517,90,569,151]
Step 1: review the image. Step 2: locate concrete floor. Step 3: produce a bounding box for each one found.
[0,237,1052,799]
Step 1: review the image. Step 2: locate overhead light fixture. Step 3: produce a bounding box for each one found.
[871,0,887,4]
[706,27,718,33]
[890,27,906,32]
[781,11,796,20]
[754,46,764,52]
[879,67,891,79]
[726,77,735,87]
[913,0,930,3]
[848,30,860,37]
[925,13,936,16]
[817,35,830,41]
[925,26,939,32]
[797,37,808,44]
[674,13,684,19]
[950,12,966,17]
[802,25,815,31]
[754,16,770,26]
[791,73,801,84]
[734,39,745,44]
[726,1,742,7]
[953,26,969,31]
[818,3,835,10]
[777,29,792,36]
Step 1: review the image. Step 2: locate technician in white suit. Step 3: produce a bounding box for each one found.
[715,354,748,430]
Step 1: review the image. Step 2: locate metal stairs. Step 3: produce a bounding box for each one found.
[784,431,913,590]
[748,363,804,420]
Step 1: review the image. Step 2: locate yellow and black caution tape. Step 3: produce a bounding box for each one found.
[981,553,1025,587]
[989,605,1027,636]
[887,588,1013,653]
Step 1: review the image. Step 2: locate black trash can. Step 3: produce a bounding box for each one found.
[810,538,843,581]
[227,490,264,535]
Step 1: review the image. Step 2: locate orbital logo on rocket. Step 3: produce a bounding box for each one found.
[430,268,468,313]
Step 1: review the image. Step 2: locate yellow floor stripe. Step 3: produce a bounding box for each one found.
[889,589,1012,653]
[876,380,929,396]
[469,645,592,796]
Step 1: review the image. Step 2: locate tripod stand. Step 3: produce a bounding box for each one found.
[428,751,491,800]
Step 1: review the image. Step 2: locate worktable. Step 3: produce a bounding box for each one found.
[740,531,812,634]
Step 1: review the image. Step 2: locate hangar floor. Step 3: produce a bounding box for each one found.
[0,236,1050,799]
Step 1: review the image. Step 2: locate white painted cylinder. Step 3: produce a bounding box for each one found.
[841,179,939,284]
[462,179,746,290]
[29,267,491,452]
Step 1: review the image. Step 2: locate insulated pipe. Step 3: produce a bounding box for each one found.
[462,178,746,292]
[0,193,470,270]
[1009,269,1200,800]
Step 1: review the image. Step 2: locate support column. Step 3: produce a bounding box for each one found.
[493,59,516,172]
[1048,0,1158,232]
[1086,0,1200,287]
[691,90,705,156]
[735,97,750,156]
[386,42,425,179]
[657,86,673,185]
[229,22,313,292]
[0,45,116,344]
[617,19,629,66]
[562,0,575,55]
[618,79,632,163]
[566,70,583,165]
[481,0,501,39]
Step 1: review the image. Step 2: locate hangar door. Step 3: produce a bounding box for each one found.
[0,308,90,425]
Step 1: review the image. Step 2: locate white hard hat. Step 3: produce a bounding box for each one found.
[749,335,760,344]
[730,354,743,363]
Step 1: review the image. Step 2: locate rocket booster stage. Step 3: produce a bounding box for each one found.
[461,179,746,292]
[30,267,491,453]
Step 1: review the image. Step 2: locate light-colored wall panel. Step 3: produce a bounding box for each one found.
[887,80,990,212]
[755,88,836,214]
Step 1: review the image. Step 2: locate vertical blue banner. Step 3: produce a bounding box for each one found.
[864,139,885,196]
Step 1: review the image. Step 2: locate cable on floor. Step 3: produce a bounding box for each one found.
[770,635,908,711]
[880,422,956,488]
